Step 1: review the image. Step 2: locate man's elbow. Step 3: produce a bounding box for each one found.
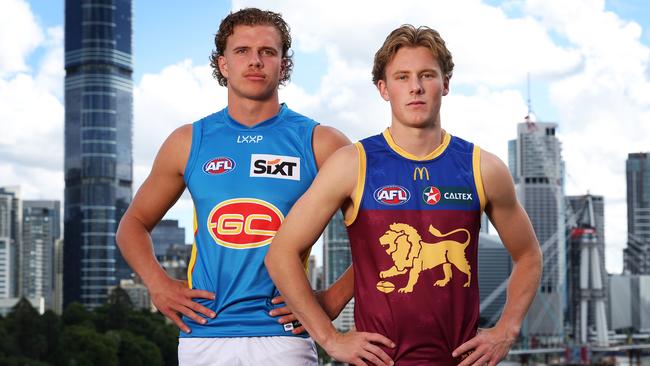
[115,215,130,251]
[115,211,143,251]
[264,247,279,277]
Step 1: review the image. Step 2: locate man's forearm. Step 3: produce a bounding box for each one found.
[320,265,354,320]
[116,215,169,287]
[496,251,542,337]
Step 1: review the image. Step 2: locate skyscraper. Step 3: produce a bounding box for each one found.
[323,210,354,331]
[509,120,565,337]
[477,233,512,327]
[323,211,352,288]
[151,219,186,259]
[64,0,133,308]
[0,187,22,299]
[624,153,650,274]
[22,201,61,310]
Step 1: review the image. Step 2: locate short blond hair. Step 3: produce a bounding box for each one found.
[372,24,454,85]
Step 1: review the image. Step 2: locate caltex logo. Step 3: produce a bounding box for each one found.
[422,186,441,205]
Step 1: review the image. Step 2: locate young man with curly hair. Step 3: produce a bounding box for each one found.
[266,25,542,366]
[116,8,391,365]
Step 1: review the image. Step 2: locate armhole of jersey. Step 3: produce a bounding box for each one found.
[183,120,203,185]
[472,145,487,213]
[187,206,199,288]
[302,248,312,274]
[306,122,320,177]
[344,142,366,227]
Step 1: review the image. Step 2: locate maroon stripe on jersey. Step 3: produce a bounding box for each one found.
[347,209,481,365]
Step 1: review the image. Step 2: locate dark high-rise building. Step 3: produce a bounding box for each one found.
[151,219,186,259]
[624,153,650,274]
[477,233,512,327]
[323,211,354,331]
[64,0,133,308]
[22,200,61,310]
[323,211,351,288]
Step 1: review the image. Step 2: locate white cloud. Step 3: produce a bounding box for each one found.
[0,0,43,76]
[0,1,64,204]
[133,60,226,170]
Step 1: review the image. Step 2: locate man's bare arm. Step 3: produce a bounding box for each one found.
[266,146,394,366]
[454,150,542,366]
[116,125,215,333]
[268,125,354,333]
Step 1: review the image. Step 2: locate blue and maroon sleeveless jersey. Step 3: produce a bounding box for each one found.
[181,104,317,338]
[345,129,485,365]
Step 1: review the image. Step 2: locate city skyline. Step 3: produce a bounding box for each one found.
[1,0,649,273]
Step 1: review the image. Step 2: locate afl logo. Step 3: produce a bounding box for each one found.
[203,157,235,175]
[207,198,284,249]
[374,185,410,205]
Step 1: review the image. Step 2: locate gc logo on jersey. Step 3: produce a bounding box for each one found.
[250,154,300,181]
[374,185,410,205]
[207,198,284,249]
[203,157,236,175]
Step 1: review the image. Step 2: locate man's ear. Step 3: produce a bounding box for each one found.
[218,55,228,79]
[280,58,288,81]
[377,79,390,101]
[442,75,450,96]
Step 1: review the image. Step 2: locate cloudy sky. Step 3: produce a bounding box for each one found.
[1,0,648,273]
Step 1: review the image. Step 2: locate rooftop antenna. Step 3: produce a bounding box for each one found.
[525,72,536,130]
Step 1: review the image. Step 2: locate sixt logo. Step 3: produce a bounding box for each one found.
[250,154,300,181]
[207,198,284,249]
[374,185,410,205]
[203,157,235,175]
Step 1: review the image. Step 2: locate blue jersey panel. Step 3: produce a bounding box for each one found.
[181,104,318,338]
[359,132,482,213]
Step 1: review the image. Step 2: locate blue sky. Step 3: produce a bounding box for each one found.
[3,0,650,273]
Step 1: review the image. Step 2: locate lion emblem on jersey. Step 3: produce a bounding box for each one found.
[378,223,471,293]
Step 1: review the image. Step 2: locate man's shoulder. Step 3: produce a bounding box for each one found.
[279,104,319,126]
[192,109,225,126]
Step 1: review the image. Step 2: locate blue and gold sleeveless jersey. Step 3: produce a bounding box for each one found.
[346,129,485,365]
[181,104,318,338]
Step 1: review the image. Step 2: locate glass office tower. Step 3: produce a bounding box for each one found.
[64,0,133,308]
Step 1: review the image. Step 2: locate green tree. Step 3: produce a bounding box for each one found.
[95,286,134,332]
[5,298,47,360]
[107,330,163,366]
[40,310,63,365]
[62,302,94,328]
[60,325,119,366]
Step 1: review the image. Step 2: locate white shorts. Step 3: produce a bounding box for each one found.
[178,336,318,366]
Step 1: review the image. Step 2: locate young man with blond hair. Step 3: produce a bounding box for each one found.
[116,8,377,365]
[266,25,542,366]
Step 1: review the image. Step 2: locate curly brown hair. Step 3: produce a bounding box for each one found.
[209,8,293,87]
[372,25,454,85]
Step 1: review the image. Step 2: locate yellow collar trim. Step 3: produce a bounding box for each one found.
[382,128,451,161]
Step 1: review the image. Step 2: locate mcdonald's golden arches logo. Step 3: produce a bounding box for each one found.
[413,166,429,181]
